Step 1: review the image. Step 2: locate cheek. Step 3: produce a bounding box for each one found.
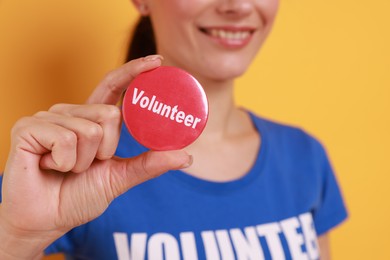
[152,0,199,20]
[150,2,200,55]
[260,0,280,24]
[150,1,195,38]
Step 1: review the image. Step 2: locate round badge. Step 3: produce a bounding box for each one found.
[122,66,209,151]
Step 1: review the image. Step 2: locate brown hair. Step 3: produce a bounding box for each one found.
[126,16,156,61]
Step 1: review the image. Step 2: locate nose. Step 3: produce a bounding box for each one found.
[216,0,253,18]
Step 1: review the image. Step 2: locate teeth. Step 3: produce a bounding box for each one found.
[207,29,251,40]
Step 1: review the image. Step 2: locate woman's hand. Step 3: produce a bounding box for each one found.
[0,55,192,259]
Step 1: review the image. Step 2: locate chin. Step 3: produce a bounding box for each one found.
[199,51,256,78]
[165,53,253,84]
[202,61,251,82]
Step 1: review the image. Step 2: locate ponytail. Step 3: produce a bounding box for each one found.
[126,16,156,62]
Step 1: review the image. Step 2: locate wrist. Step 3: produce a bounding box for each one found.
[0,206,62,260]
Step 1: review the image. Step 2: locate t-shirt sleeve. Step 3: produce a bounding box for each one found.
[312,141,348,235]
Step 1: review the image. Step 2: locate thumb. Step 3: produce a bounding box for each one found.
[108,150,192,197]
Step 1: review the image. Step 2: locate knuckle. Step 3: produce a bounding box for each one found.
[11,117,33,136]
[141,153,151,176]
[136,152,159,180]
[48,103,66,112]
[128,58,138,68]
[84,123,103,141]
[104,105,121,121]
[103,71,117,89]
[92,104,121,124]
[58,131,77,147]
[33,110,50,118]
[103,70,116,81]
[102,71,126,97]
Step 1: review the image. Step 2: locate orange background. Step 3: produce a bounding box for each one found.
[1,0,389,259]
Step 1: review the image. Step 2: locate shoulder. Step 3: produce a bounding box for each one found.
[250,112,326,157]
[249,112,332,181]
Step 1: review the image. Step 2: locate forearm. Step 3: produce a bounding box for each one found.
[318,233,331,260]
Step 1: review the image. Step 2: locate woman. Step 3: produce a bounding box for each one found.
[0,0,347,259]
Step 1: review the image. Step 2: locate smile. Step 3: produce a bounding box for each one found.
[205,29,252,40]
[199,27,256,48]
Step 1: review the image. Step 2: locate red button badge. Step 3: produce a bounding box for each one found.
[122,66,209,151]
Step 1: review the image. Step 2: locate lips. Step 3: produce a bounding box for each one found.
[199,27,256,48]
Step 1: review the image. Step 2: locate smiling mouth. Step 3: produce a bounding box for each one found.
[199,27,255,41]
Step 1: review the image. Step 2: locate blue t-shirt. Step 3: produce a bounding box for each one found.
[0,112,347,260]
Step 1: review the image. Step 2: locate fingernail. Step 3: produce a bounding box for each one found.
[181,155,193,168]
[143,54,164,62]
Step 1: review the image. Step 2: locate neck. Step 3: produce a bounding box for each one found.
[180,75,261,181]
[195,76,240,140]
[160,58,249,141]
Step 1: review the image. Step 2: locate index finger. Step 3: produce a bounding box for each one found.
[87,55,163,105]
